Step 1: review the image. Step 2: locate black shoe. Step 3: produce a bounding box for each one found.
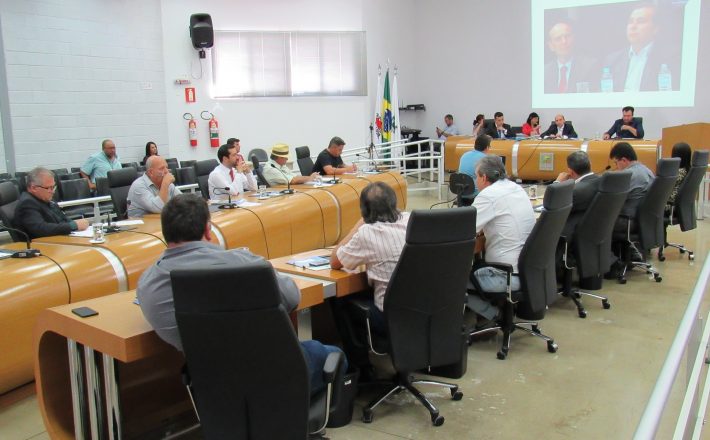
[604,260,623,280]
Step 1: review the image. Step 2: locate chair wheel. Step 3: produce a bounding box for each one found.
[547,341,558,353]
[618,277,627,284]
[654,274,662,282]
[679,249,686,254]
[497,351,507,360]
[362,409,373,424]
[689,253,695,261]
[431,414,445,426]
[578,309,587,318]
[531,325,541,334]
[451,390,463,401]
[602,300,611,310]
[658,254,665,262]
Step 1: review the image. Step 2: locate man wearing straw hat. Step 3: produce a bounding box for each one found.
[262,143,320,186]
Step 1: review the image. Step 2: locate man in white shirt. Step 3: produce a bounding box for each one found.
[467,156,535,323]
[208,143,257,200]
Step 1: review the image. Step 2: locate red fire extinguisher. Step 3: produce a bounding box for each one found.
[202,111,219,148]
[184,113,197,147]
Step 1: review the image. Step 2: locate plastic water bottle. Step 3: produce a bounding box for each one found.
[600,67,614,93]
[658,64,672,91]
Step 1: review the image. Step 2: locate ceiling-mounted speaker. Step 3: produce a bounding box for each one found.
[190,13,214,49]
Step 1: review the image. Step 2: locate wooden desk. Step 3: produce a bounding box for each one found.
[34,278,324,439]
[270,249,368,297]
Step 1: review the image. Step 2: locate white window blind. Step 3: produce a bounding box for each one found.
[212,31,366,98]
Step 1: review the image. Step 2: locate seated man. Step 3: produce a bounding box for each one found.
[330,182,409,372]
[603,106,644,139]
[126,156,181,217]
[484,112,513,139]
[467,156,535,327]
[80,139,122,191]
[208,143,257,200]
[435,114,460,141]
[458,134,492,204]
[541,114,578,139]
[610,141,654,235]
[14,167,90,238]
[312,136,357,175]
[554,151,600,238]
[262,143,319,186]
[137,193,345,394]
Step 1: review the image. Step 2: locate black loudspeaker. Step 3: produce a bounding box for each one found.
[189,13,214,49]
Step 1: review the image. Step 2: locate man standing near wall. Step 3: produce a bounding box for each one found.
[80,139,122,191]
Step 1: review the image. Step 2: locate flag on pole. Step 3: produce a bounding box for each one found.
[391,68,402,157]
[381,70,392,144]
[373,67,383,144]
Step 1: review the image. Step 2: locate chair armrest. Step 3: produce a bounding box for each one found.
[322,351,344,385]
[477,262,514,274]
[347,297,372,321]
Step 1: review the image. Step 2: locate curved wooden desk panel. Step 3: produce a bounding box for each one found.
[240,193,324,258]
[0,256,69,395]
[209,207,268,255]
[292,187,344,245]
[444,135,473,171]
[516,139,584,180]
[33,233,166,290]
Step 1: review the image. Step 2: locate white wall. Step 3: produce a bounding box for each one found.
[0,0,168,171]
[411,0,710,142]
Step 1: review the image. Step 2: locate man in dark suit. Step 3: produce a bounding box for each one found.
[544,22,598,94]
[541,114,579,139]
[603,106,644,139]
[484,112,513,139]
[602,5,679,92]
[14,167,90,239]
[554,151,600,238]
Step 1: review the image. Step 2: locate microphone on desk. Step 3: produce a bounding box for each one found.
[0,221,41,258]
[270,164,294,194]
[104,212,120,233]
[214,187,237,209]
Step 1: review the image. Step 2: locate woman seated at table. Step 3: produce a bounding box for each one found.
[666,142,692,214]
[521,112,541,137]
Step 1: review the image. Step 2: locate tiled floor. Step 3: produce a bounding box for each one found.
[2,181,710,439]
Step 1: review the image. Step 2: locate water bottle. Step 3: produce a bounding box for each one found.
[658,64,672,91]
[600,67,614,93]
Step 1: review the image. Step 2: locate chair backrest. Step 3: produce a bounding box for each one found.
[95,177,110,196]
[59,172,82,181]
[636,158,680,250]
[175,167,197,186]
[574,171,632,279]
[449,172,475,203]
[14,172,27,193]
[517,180,573,320]
[251,156,270,188]
[249,148,268,163]
[674,150,709,231]
[171,261,310,439]
[107,167,138,219]
[180,160,197,169]
[70,167,81,173]
[50,168,68,177]
[384,208,476,374]
[165,157,179,172]
[194,159,219,199]
[121,162,138,170]
[59,178,91,202]
[0,172,11,181]
[0,181,22,241]
[295,146,315,176]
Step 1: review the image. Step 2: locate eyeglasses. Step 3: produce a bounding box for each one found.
[36,185,56,192]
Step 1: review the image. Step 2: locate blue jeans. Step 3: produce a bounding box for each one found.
[300,340,347,395]
[467,267,520,320]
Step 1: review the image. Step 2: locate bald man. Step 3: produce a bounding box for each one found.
[544,22,598,94]
[126,156,181,217]
[541,114,578,139]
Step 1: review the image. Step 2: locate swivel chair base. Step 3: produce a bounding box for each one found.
[468,321,558,360]
[658,241,694,262]
[361,372,462,426]
[560,268,611,318]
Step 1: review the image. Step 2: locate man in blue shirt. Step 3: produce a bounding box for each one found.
[80,139,122,191]
[457,134,491,205]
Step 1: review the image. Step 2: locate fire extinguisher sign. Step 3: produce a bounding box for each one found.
[184,87,196,103]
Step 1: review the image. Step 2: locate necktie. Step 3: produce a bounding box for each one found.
[229,168,235,181]
[499,130,504,139]
[558,65,568,93]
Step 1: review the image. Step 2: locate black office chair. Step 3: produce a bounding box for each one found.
[449,172,475,207]
[0,172,11,181]
[469,180,573,359]
[249,148,268,164]
[165,157,179,173]
[175,167,198,186]
[107,167,138,219]
[14,172,27,193]
[510,126,523,135]
[59,178,93,220]
[659,150,709,261]
[613,158,679,283]
[194,159,218,199]
[70,167,81,173]
[120,161,139,170]
[348,208,475,426]
[171,261,344,439]
[180,160,197,169]
[296,146,315,176]
[251,156,270,188]
[0,181,22,242]
[559,172,631,318]
[58,172,82,181]
[50,168,68,178]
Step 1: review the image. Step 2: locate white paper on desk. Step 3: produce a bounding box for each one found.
[70,229,95,238]
[302,182,334,187]
[111,219,144,226]
[239,201,262,207]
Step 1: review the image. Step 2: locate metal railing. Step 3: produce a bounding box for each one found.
[635,251,710,439]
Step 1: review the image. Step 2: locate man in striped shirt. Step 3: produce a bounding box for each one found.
[330,182,409,371]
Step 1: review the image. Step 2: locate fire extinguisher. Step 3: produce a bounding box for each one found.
[184,113,197,147]
[202,111,219,148]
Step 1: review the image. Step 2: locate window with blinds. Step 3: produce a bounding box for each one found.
[212,31,366,98]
